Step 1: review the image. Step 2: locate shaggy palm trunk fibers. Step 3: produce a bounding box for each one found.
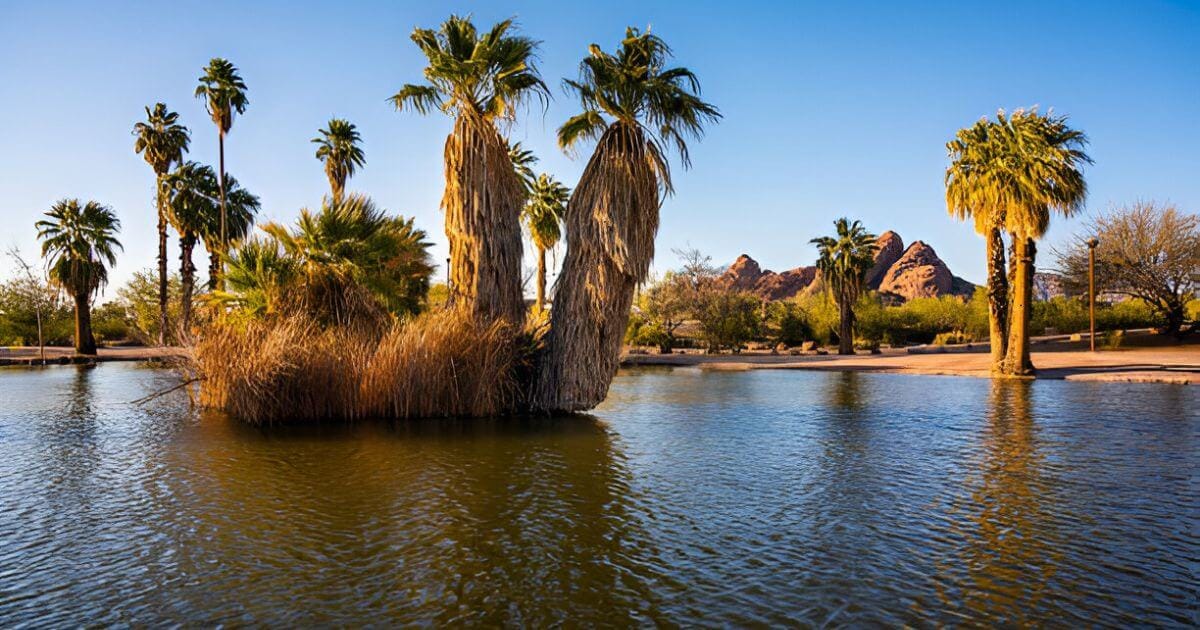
[985,226,1010,373]
[443,113,525,325]
[535,123,660,412]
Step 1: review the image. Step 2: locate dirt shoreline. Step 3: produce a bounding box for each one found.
[621,341,1200,385]
[3,341,1196,384]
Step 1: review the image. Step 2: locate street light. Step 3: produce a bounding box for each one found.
[1087,237,1099,352]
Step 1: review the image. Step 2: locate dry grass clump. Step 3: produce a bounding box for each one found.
[190,307,528,424]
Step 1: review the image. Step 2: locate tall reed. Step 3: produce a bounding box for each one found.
[190,307,527,424]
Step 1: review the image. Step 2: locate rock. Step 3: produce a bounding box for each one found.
[878,241,975,301]
[718,254,818,301]
[865,231,905,290]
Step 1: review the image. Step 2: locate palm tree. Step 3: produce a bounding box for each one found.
[312,118,365,203]
[947,118,1012,371]
[390,15,548,324]
[199,173,260,290]
[133,103,190,346]
[163,161,218,330]
[194,57,249,288]
[525,173,569,311]
[35,200,122,355]
[261,194,434,318]
[210,237,298,318]
[947,109,1089,375]
[508,141,538,190]
[534,27,720,412]
[810,218,878,355]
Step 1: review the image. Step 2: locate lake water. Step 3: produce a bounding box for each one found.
[0,363,1195,626]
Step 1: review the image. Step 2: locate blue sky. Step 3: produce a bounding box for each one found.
[1,0,1197,295]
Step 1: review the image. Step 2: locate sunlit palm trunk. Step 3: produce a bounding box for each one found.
[73,292,96,355]
[216,128,227,292]
[180,233,197,335]
[1004,237,1036,376]
[985,226,1010,372]
[442,113,525,324]
[535,246,547,312]
[156,176,169,346]
[534,123,658,412]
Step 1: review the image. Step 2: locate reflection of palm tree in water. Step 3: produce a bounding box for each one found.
[161,415,667,625]
[954,379,1063,622]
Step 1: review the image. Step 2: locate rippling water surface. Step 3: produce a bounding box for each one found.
[0,364,1196,626]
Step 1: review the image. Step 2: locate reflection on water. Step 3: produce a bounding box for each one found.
[0,364,1195,625]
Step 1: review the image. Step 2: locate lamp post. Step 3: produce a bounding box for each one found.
[1087,237,1099,352]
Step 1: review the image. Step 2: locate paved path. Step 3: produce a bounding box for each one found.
[0,346,183,366]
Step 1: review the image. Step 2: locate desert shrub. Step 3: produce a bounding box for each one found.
[115,269,183,344]
[1188,299,1200,323]
[695,290,762,352]
[0,277,74,346]
[191,306,527,424]
[1103,329,1125,349]
[768,301,812,346]
[794,292,839,346]
[932,331,974,346]
[91,302,131,343]
[1031,297,1158,334]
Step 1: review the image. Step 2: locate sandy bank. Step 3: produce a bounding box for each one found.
[622,341,1199,385]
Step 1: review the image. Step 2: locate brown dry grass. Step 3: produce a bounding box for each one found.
[190,307,529,424]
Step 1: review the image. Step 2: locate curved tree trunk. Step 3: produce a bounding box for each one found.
[73,291,96,355]
[985,226,1010,373]
[156,175,170,346]
[442,113,525,325]
[535,246,547,312]
[1004,237,1036,375]
[180,233,197,335]
[534,123,659,412]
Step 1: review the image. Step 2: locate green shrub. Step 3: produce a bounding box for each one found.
[932,331,975,345]
[768,301,812,346]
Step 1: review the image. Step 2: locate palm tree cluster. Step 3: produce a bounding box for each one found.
[946,108,1091,376]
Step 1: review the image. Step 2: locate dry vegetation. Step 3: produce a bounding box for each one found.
[189,305,532,424]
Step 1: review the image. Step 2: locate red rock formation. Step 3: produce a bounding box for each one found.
[718,255,818,300]
[877,241,975,301]
[865,231,904,290]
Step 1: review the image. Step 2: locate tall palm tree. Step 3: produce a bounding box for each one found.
[163,161,218,330]
[947,109,1089,375]
[525,173,569,312]
[199,173,260,290]
[947,118,1012,371]
[534,27,720,412]
[390,15,548,324]
[133,103,190,346]
[194,57,249,288]
[508,141,538,190]
[35,199,122,355]
[810,218,878,355]
[312,118,365,203]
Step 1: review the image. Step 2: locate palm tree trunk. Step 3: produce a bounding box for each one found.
[216,128,227,292]
[156,174,169,346]
[535,246,547,312]
[208,250,221,292]
[534,123,659,412]
[180,233,196,334]
[73,291,96,355]
[442,113,525,324]
[985,226,1010,373]
[838,293,855,355]
[1004,237,1036,376]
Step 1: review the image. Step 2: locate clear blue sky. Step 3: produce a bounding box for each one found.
[2,0,1197,295]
